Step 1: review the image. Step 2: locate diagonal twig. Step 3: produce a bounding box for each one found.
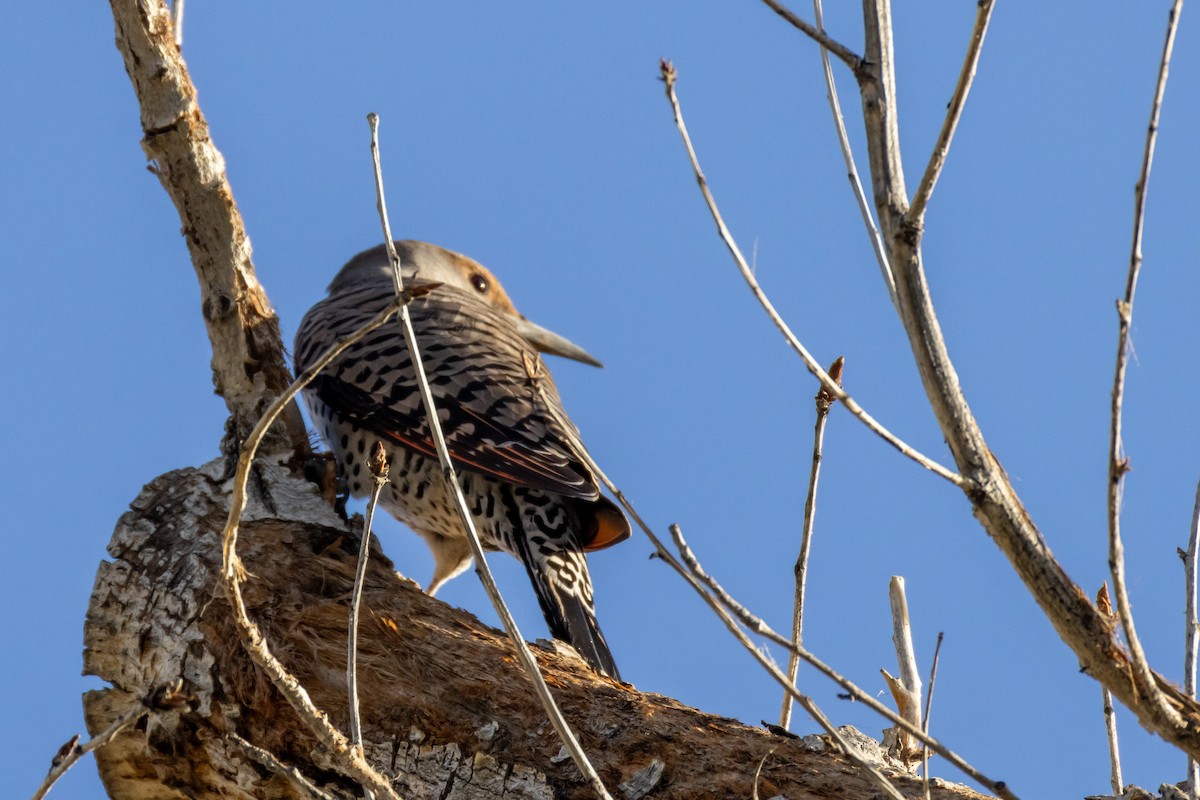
[921,631,945,800]
[227,733,340,800]
[659,59,966,488]
[1106,0,1186,730]
[757,0,866,77]
[906,0,996,223]
[668,523,1017,800]
[807,0,898,312]
[32,711,143,800]
[664,530,905,800]
[109,0,308,458]
[33,682,193,800]
[367,114,614,800]
[532,392,1014,798]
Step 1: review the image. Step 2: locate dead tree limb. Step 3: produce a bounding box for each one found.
[82,461,991,800]
[850,0,1200,755]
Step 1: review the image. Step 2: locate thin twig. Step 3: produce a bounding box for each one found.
[807,0,898,311]
[922,632,944,800]
[347,444,389,800]
[33,682,193,800]
[534,373,1011,797]
[228,733,340,800]
[1107,0,1186,731]
[666,524,1015,800]
[32,710,142,800]
[535,403,1013,797]
[1185,481,1200,798]
[757,0,866,78]
[660,526,906,800]
[780,356,842,729]
[366,114,613,800]
[906,0,995,223]
[219,299,407,800]
[658,60,966,489]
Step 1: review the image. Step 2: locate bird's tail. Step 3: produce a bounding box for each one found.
[515,538,620,680]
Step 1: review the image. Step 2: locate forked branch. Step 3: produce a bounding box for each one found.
[659,59,965,488]
[850,0,1199,754]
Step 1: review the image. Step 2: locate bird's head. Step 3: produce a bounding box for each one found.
[329,240,604,367]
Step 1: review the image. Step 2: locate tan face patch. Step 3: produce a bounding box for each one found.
[448,252,518,315]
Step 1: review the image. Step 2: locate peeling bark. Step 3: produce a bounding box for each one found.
[83,461,990,800]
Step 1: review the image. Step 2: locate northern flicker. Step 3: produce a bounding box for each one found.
[294,240,629,678]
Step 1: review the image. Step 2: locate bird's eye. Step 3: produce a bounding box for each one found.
[469,274,489,293]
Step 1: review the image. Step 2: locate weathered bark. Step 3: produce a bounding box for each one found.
[108,0,306,454]
[83,461,990,800]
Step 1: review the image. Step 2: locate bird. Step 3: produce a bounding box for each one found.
[294,240,629,678]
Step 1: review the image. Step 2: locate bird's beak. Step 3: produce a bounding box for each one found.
[516,317,604,368]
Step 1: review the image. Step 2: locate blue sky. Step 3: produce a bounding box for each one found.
[5,3,1199,798]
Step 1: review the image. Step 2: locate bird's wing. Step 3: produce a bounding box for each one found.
[302,288,599,500]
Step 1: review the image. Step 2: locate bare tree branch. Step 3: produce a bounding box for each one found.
[1102,686,1123,795]
[858,0,910,236]
[33,709,143,800]
[170,0,184,46]
[907,0,996,223]
[108,0,307,457]
[665,528,907,800]
[758,0,866,77]
[668,524,1016,800]
[1106,0,1186,730]
[659,59,966,488]
[829,0,1200,754]
[226,734,341,800]
[881,576,922,765]
[808,0,898,311]
[921,631,945,800]
[35,682,193,800]
[1097,583,1124,795]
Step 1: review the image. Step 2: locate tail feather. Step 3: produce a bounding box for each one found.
[514,536,620,680]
